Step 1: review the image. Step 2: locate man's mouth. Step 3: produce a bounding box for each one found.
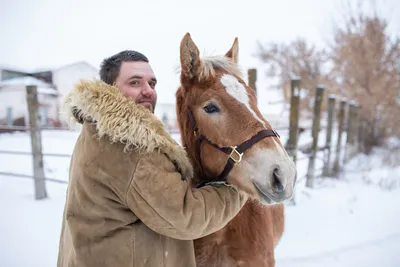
[138,100,153,105]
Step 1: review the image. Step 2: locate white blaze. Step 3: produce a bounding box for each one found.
[221,74,265,125]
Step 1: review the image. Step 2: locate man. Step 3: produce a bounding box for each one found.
[57,50,248,267]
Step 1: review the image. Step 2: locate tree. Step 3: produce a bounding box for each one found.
[255,39,333,113]
[255,1,400,152]
[330,2,400,152]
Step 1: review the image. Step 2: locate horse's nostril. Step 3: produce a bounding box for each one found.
[272,168,284,193]
[273,167,279,177]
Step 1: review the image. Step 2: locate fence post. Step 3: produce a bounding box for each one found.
[287,78,301,163]
[353,104,360,154]
[358,111,366,153]
[351,103,360,158]
[6,107,13,126]
[323,95,336,176]
[248,68,257,98]
[343,103,351,164]
[306,85,325,188]
[26,85,47,200]
[333,99,347,176]
[286,78,301,204]
[344,102,358,163]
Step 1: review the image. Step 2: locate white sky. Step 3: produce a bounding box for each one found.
[1,0,399,106]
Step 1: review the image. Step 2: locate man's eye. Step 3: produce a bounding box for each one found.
[131,81,140,86]
[149,82,156,89]
[203,104,220,114]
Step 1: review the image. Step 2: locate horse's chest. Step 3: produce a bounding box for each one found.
[195,243,238,267]
[194,204,276,267]
[194,238,271,267]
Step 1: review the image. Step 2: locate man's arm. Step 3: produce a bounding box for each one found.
[125,152,248,240]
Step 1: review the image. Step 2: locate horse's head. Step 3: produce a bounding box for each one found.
[176,33,296,205]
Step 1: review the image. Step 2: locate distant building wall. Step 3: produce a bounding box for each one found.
[52,62,99,99]
[154,103,178,130]
[0,88,28,123]
[0,86,59,126]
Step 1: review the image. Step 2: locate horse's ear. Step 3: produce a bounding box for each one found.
[225,37,239,64]
[180,32,201,86]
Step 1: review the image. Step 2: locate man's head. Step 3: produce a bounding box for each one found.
[100,50,157,112]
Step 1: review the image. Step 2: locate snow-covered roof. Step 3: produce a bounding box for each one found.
[0,76,59,95]
[0,76,52,87]
[0,64,30,73]
[0,61,98,74]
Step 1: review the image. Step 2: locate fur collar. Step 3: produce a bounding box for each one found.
[62,79,193,180]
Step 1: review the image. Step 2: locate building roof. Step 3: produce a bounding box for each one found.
[0,60,98,74]
[0,76,52,87]
[0,76,58,95]
[0,64,29,74]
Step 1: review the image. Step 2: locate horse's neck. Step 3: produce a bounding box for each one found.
[220,201,280,266]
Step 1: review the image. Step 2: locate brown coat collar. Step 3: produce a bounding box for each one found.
[61,79,193,180]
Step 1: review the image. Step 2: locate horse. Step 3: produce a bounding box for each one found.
[175,33,297,267]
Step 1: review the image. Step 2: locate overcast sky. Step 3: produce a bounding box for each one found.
[1,0,399,105]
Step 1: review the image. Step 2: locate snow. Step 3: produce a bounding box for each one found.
[0,76,58,95]
[0,76,52,87]
[0,129,399,267]
[37,87,59,95]
[328,94,336,99]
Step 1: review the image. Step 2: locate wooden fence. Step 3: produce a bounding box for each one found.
[0,69,364,201]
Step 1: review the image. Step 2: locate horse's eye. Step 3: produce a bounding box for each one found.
[203,103,220,114]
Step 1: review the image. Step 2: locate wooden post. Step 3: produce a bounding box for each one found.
[6,107,13,126]
[26,85,47,200]
[323,95,336,176]
[287,77,301,205]
[353,104,360,154]
[344,102,356,163]
[333,99,347,176]
[306,85,325,188]
[248,68,257,98]
[287,78,301,163]
[358,110,366,154]
[359,121,367,153]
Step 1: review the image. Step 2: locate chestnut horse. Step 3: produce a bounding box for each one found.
[175,33,297,267]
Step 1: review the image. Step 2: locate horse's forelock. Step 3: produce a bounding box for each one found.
[199,56,243,81]
[175,56,243,82]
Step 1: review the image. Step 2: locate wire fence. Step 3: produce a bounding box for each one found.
[0,73,362,201]
[0,171,68,184]
[0,125,347,187]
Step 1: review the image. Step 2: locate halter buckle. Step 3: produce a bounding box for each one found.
[193,127,200,139]
[229,146,243,165]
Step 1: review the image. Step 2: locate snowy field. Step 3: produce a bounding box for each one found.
[0,129,399,267]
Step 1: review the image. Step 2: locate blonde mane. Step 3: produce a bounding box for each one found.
[176,55,243,81]
[199,56,243,80]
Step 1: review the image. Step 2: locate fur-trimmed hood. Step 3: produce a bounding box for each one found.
[61,79,193,180]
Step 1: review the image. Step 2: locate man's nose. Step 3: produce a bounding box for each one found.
[141,83,154,96]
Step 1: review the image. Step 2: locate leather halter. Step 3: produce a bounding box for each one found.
[188,110,280,188]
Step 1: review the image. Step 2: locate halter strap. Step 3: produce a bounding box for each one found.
[188,110,279,186]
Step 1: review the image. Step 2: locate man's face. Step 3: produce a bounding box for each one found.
[114,61,157,112]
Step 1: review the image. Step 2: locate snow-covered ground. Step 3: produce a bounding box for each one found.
[0,129,399,267]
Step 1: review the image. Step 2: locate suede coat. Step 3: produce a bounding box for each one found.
[57,80,247,267]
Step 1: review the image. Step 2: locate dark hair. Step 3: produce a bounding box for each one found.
[99,50,149,85]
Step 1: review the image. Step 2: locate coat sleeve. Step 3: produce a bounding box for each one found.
[125,152,248,240]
